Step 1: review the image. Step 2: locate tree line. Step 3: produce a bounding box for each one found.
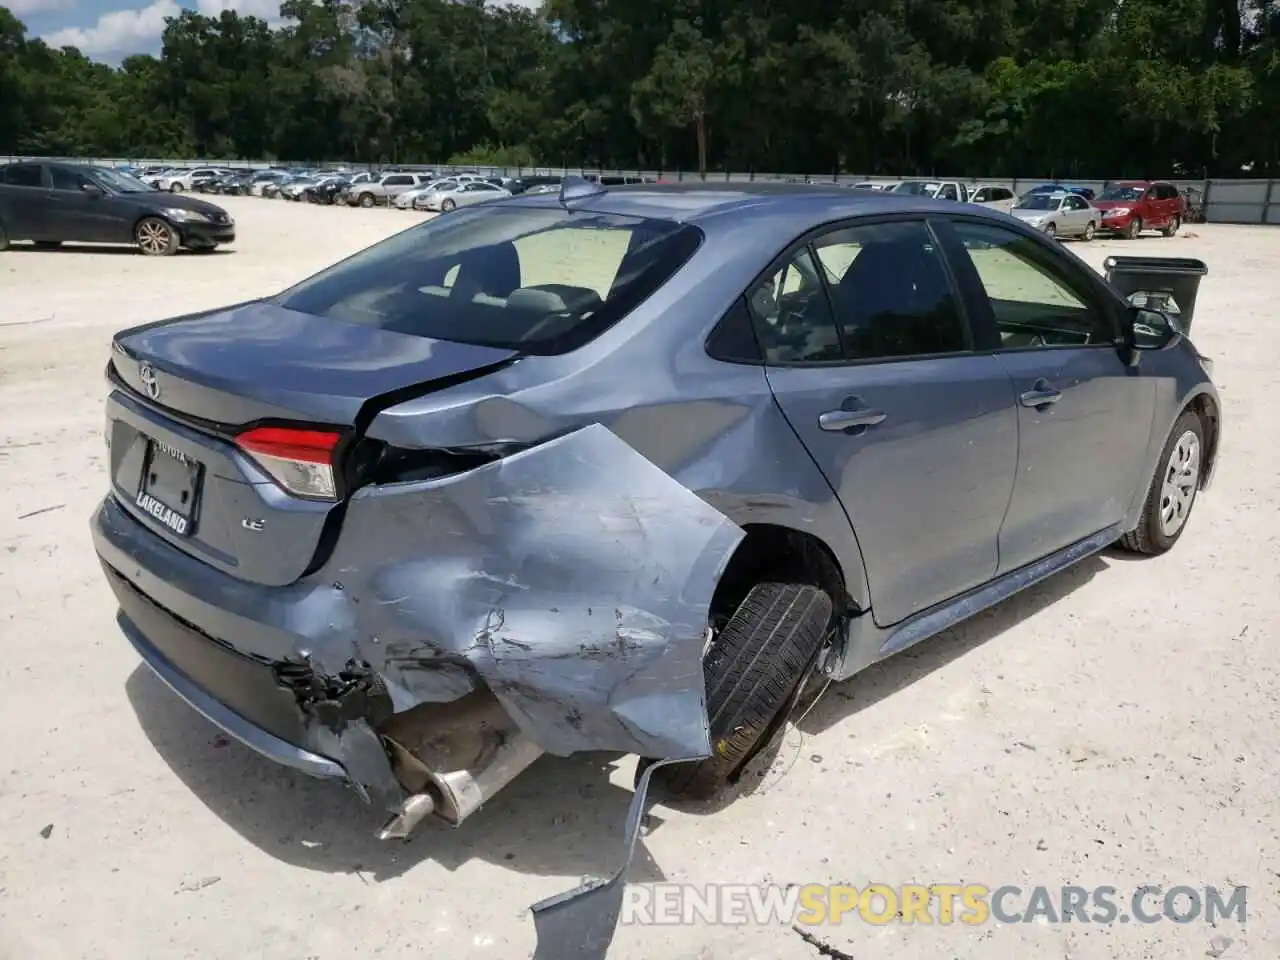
[2,0,1278,178]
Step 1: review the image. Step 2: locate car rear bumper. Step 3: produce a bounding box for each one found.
[91,494,388,795]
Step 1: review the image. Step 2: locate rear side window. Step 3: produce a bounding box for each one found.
[3,164,43,188]
[275,207,703,355]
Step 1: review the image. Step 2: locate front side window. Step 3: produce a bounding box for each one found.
[50,167,90,191]
[275,207,702,355]
[951,221,1113,349]
[816,220,968,360]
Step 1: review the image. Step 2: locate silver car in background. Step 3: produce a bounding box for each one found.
[419,180,512,212]
[1011,191,1100,240]
[394,178,458,210]
[969,184,1017,214]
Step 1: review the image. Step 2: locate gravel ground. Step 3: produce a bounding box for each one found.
[0,197,1275,960]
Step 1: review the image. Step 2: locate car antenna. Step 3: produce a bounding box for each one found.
[558,174,607,210]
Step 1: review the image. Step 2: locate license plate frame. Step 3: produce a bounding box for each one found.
[135,436,204,537]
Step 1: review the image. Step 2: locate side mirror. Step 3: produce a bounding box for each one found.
[81,182,104,198]
[1123,305,1181,365]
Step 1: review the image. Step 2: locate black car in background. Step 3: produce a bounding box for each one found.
[0,161,235,255]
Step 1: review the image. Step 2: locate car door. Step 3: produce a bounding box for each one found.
[756,217,1020,626]
[45,166,125,242]
[940,218,1157,572]
[0,162,53,240]
[1063,194,1091,235]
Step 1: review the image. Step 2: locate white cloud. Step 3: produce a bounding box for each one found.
[196,0,284,23]
[43,0,179,57]
[9,0,76,15]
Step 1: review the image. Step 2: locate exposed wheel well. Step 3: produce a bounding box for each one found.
[1189,393,1220,487]
[710,523,850,631]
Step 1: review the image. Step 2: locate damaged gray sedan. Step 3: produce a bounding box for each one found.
[92,180,1221,840]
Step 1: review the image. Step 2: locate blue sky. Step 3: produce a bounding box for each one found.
[13,0,538,64]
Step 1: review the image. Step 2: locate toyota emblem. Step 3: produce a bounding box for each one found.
[138,362,161,400]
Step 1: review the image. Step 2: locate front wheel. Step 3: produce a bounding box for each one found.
[1044,222,1056,239]
[1119,409,1204,555]
[135,217,179,256]
[652,582,833,801]
[359,193,375,208]
[440,197,456,212]
[1163,215,1181,238]
[1126,217,1143,239]
[169,182,184,193]
[1082,221,1096,241]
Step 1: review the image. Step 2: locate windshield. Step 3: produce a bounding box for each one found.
[1099,186,1144,202]
[274,207,703,355]
[891,181,939,196]
[90,168,157,193]
[1015,194,1058,210]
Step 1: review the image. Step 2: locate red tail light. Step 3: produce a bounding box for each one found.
[236,425,342,500]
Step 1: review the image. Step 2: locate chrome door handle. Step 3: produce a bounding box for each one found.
[819,408,887,432]
[1019,379,1062,408]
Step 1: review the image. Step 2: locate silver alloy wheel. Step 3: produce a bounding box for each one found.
[1159,430,1200,536]
[1083,221,1096,241]
[136,219,174,255]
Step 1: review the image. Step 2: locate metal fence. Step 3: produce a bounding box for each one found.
[6,154,1280,225]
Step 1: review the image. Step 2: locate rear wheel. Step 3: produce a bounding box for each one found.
[1119,409,1204,555]
[1126,217,1143,239]
[652,582,833,801]
[1163,215,1181,238]
[1082,221,1096,241]
[135,217,179,256]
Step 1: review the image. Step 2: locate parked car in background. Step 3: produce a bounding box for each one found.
[849,181,889,191]
[249,170,290,196]
[211,171,256,196]
[0,161,234,255]
[888,179,969,201]
[347,172,435,207]
[303,177,352,205]
[1094,180,1185,239]
[969,184,1017,213]
[1010,190,1099,240]
[148,167,224,193]
[394,179,457,210]
[419,179,511,212]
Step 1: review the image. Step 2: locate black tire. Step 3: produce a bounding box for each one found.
[441,197,456,212]
[1082,221,1096,241]
[1163,215,1181,238]
[1119,408,1204,555]
[34,240,62,249]
[1126,217,1143,239]
[135,217,179,256]
[169,182,184,193]
[359,192,375,208]
[654,582,833,801]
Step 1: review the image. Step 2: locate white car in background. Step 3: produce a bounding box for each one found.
[418,180,512,212]
[148,167,224,193]
[393,178,458,210]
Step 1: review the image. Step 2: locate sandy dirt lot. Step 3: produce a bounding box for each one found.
[1,196,1276,960]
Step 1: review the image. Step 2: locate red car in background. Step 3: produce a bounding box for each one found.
[1094,180,1186,239]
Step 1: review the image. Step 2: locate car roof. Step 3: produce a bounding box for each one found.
[502,181,974,230]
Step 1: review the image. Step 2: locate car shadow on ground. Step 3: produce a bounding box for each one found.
[5,243,231,256]
[125,665,663,886]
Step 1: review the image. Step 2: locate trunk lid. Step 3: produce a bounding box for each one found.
[107,300,518,585]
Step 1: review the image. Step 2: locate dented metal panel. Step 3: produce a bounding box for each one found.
[315,422,745,761]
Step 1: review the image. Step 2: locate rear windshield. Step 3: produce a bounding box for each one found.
[1016,194,1058,210]
[274,206,703,354]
